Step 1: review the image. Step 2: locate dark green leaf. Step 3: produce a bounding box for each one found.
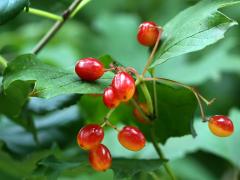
[3,54,113,99]
[32,155,163,180]
[139,82,197,143]
[112,158,163,179]
[0,0,28,25]
[0,141,59,179]
[150,0,240,68]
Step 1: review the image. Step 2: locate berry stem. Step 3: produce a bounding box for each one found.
[24,7,63,21]
[130,99,152,123]
[140,81,154,115]
[101,108,119,132]
[70,0,91,18]
[150,129,176,180]
[151,70,159,119]
[142,30,161,77]
[32,0,86,55]
[144,77,213,122]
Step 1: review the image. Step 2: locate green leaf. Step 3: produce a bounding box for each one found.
[3,54,113,99]
[32,155,163,180]
[139,82,197,143]
[0,141,59,179]
[0,81,31,117]
[0,0,28,25]
[156,38,240,85]
[112,158,163,179]
[150,0,240,68]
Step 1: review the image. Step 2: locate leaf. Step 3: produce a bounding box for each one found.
[0,141,59,179]
[150,0,240,68]
[3,54,113,99]
[138,81,197,144]
[32,155,163,180]
[156,38,240,85]
[112,158,163,179]
[0,0,28,25]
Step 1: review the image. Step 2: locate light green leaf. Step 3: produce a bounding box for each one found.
[0,0,28,25]
[150,0,240,68]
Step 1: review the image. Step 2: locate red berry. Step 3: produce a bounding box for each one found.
[75,58,104,81]
[118,126,145,151]
[133,103,150,124]
[77,124,104,150]
[137,21,162,47]
[89,144,112,171]
[103,87,120,108]
[208,115,234,137]
[112,72,135,102]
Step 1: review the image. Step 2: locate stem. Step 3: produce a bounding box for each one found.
[70,0,91,18]
[150,130,176,180]
[100,108,119,131]
[32,0,83,55]
[0,56,8,73]
[145,77,210,122]
[142,28,162,76]
[25,7,63,21]
[130,99,152,123]
[151,70,159,119]
[140,81,154,115]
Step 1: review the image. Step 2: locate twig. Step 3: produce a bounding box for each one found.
[32,0,83,54]
[25,7,63,21]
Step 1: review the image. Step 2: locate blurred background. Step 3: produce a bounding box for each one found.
[0,0,240,179]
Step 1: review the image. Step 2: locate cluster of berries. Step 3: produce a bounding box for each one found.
[75,57,146,171]
[74,21,235,171]
[77,124,145,171]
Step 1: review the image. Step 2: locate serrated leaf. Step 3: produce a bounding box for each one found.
[0,0,28,25]
[3,54,113,99]
[150,0,240,68]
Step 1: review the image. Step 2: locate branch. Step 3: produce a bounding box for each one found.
[32,0,83,55]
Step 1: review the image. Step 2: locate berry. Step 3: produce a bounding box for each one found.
[133,103,150,124]
[118,126,145,151]
[112,72,135,102]
[89,144,112,171]
[103,87,120,108]
[77,124,104,150]
[208,115,234,137]
[75,58,104,81]
[137,21,162,47]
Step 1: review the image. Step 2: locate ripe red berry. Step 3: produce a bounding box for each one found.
[133,103,150,124]
[118,126,145,151]
[137,21,162,47]
[112,72,135,102]
[77,124,104,150]
[208,115,234,137]
[89,144,112,171]
[103,87,120,108]
[75,58,104,81]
